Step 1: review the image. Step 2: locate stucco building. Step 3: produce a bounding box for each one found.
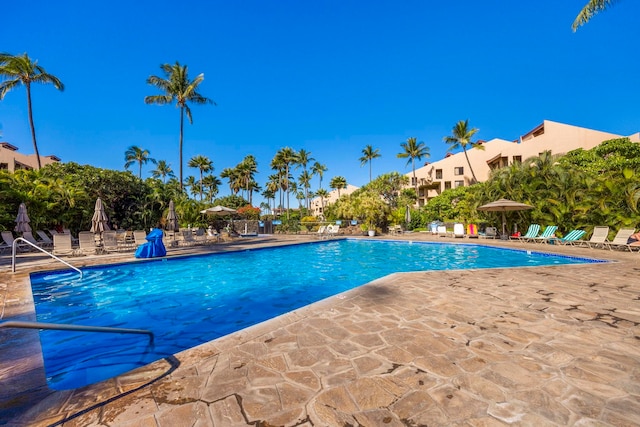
[406,120,640,206]
[0,142,60,172]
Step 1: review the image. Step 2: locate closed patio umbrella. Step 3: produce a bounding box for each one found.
[404,205,411,227]
[90,198,110,233]
[166,200,179,231]
[14,203,31,233]
[477,198,533,238]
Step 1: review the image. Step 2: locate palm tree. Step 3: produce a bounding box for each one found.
[443,119,485,184]
[315,188,329,218]
[237,155,258,203]
[298,170,312,209]
[573,0,618,31]
[360,145,381,183]
[188,155,213,201]
[144,61,215,190]
[296,149,314,209]
[273,147,297,218]
[201,174,221,203]
[124,146,157,178]
[184,176,199,199]
[220,167,238,194]
[151,160,175,183]
[329,176,347,198]
[397,137,430,196]
[0,53,64,169]
[311,161,328,189]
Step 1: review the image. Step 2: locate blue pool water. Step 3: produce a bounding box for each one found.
[30,239,603,390]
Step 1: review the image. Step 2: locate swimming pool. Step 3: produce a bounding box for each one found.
[30,239,603,389]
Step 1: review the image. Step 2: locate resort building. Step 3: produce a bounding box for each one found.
[0,142,60,172]
[310,184,359,218]
[406,120,640,206]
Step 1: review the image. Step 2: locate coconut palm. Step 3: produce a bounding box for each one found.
[397,137,430,197]
[360,145,381,183]
[311,161,328,189]
[201,174,221,203]
[298,170,313,209]
[273,147,297,218]
[296,149,314,208]
[443,120,485,184]
[329,176,347,198]
[315,188,329,218]
[0,53,64,169]
[144,61,215,190]
[573,0,618,31]
[151,160,175,183]
[237,155,259,203]
[124,146,157,178]
[188,155,213,201]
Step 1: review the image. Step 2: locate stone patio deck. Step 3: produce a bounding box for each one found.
[1,235,639,426]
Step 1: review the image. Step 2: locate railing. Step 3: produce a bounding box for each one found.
[0,320,154,343]
[11,237,82,277]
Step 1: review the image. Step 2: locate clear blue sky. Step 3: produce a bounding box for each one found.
[1,1,639,204]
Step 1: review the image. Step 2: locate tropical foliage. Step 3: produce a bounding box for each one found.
[444,119,484,183]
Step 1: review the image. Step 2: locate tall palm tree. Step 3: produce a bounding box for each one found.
[0,53,64,169]
[397,137,430,196]
[273,147,297,218]
[360,145,381,183]
[124,146,157,178]
[297,170,312,209]
[201,174,221,203]
[311,161,328,189]
[443,119,485,184]
[237,155,258,203]
[296,149,314,209]
[144,61,215,190]
[220,167,239,194]
[151,160,175,183]
[315,188,329,218]
[329,176,347,198]
[573,0,618,31]
[188,155,213,201]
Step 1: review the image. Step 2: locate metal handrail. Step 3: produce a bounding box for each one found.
[12,237,82,277]
[0,320,154,343]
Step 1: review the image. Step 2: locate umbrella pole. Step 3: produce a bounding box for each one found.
[502,211,507,238]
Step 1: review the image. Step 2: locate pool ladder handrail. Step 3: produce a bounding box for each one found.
[11,237,82,277]
[0,320,154,343]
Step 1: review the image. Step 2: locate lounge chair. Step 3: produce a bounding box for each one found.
[206,227,220,243]
[21,231,44,248]
[180,230,197,246]
[194,228,208,245]
[437,225,449,237]
[36,230,54,248]
[466,224,479,238]
[531,225,558,244]
[327,224,341,238]
[514,224,540,242]
[133,230,148,245]
[78,231,99,255]
[480,226,497,239]
[573,226,609,249]
[453,223,465,238]
[53,233,75,256]
[550,229,586,245]
[604,228,636,251]
[316,225,327,239]
[2,231,29,252]
[389,225,402,235]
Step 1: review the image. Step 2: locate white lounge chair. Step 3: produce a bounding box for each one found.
[605,228,637,251]
[574,226,609,249]
[453,223,465,238]
[327,225,340,238]
[437,226,449,237]
[78,231,99,255]
[53,233,75,256]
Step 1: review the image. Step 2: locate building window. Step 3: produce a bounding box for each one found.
[411,176,417,186]
[454,180,464,188]
[0,163,7,170]
[454,167,464,176]
[513,156,522,164]
[435,169,443,179]
[444,181,451,190]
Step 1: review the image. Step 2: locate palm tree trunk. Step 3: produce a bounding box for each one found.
[412,158,418,196]
[462,148,478,183]
[369,161,372,183]
[179,107,185,191]
[26,84,42,170]
[139,161,143,178]
[199,170,204,201]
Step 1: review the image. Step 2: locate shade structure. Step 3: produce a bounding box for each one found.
[14,203,31,232]
[477,198,533,236]
[165,200,179,231]
[404,205,411,225]
[200,205,237,216]
[90,198,110,233]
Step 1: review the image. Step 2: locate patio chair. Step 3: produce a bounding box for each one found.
[2,231,30,252]
[78,231,99,255]
[328,224,341,237]
[550,229,586,245]
[316,225,327,239]
[514,224,540,242]
[52,233,75,256]
[194,228,208,245]
[180,230,197,246]
[573,226,609,249]
[21,231,44,248]
[453,223,465,238]
[437,225,449,237]
[133,230,148,245]
[466,224,479,238]
[206,227,220,243]
[604,228,637,251]
[36,230,54,248]
[532,225,558,244]
[480,226,497,239]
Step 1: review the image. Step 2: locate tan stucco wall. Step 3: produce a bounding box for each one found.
[310,184,359,217]
[0,143,59,172]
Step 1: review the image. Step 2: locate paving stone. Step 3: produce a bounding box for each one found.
[208,395,247,426]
